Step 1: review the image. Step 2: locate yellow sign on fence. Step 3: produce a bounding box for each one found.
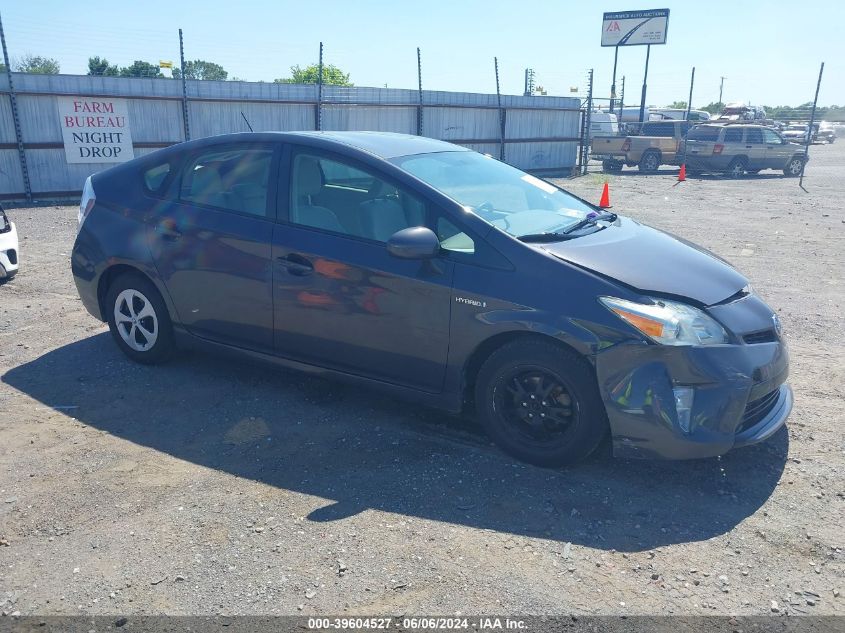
[159,61,173,69]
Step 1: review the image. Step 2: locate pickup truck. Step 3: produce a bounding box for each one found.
[591,120,695,173]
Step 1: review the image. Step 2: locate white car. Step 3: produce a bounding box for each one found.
[0,205,19,281]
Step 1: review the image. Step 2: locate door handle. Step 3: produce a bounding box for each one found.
[745,145,753,148]
[277,253,314,276]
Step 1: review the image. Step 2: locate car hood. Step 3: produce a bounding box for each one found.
[539,216,748,306]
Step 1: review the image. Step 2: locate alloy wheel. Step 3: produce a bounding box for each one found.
[729,161,746,178]
[113,288,159,352]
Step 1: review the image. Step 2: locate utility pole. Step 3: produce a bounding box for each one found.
[610,45,619,113]
[0,11,32,201]
[619,76,626,116]
[719,76,725,105]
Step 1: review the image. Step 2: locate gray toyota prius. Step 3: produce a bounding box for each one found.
[71,131,791,467]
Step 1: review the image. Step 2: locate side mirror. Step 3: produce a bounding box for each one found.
[387,227,440,260]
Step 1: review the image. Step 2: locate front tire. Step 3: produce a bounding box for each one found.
[783,155,805,177]
[474,340,608,467]
[105,273,174,364]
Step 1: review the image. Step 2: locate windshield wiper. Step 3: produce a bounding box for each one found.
[517,212,618,243]
[517,232,577,243]
[561,211,617,234]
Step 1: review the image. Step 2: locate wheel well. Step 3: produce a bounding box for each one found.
[642,148,661,159]
[96,264,148,320]
[461,332,590,414]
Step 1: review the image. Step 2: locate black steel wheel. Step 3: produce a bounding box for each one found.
[475,339,608,467]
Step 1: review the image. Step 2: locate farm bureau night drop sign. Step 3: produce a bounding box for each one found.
[58,96,134,164]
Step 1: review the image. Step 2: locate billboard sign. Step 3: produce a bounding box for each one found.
[58,96,134,164]
[601,9,670,47]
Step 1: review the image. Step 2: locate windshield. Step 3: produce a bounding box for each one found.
[391,151,594,238]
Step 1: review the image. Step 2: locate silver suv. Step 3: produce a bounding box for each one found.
[683,124,807,178]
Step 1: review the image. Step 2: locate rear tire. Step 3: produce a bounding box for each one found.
[474,339,608,467]
[725,157,747,179]
[602,159,623,173]
[783,155,805,177]
[105,273,174,365]
[638,151,661,173]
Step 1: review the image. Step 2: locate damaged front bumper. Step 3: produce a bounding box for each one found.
[594,296,791,460]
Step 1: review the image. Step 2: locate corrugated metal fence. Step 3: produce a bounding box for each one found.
[0,73,582,200]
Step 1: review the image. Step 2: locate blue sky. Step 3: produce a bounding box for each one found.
[2,0,842,107]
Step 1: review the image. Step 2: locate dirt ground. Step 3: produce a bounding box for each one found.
[0,143,842,619]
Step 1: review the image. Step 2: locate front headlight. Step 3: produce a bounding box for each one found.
[599,296,728,346]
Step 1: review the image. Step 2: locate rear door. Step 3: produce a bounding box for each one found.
[147,142,278,351]
[270,146,453,392]
[744,128,767,170]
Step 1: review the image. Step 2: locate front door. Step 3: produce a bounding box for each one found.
[271,148,453,392]
[762,128,792,169]
[148,143,277,351]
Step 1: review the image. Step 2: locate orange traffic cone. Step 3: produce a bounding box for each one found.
[678,164,687,182]
[598,181,611,208]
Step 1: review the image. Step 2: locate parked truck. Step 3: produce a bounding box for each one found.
[591,120,695,173]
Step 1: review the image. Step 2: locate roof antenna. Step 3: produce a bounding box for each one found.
[240,111,254,132]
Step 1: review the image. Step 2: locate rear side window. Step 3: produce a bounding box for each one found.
[686,126,720,141]
[746,128,764,144]
[724,128,743,143]
[181,147,273,217]
[143,163,171,193]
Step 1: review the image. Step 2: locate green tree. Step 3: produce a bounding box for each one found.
[274,63,352,86]
[87,56,119,76]
[667,100,687,110]
[172,59,228,81]
[700,101,724,115]
[119,60,162,78]
[15,54,60,74]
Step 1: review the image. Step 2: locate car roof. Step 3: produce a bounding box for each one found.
[283,131,468,159]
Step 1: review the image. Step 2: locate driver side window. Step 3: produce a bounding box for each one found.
[763,129,783,145]
[290,152,426,243]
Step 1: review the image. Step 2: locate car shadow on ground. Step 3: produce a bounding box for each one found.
[3,333,788,552]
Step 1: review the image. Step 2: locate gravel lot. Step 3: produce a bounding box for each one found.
[0,143,842,618]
